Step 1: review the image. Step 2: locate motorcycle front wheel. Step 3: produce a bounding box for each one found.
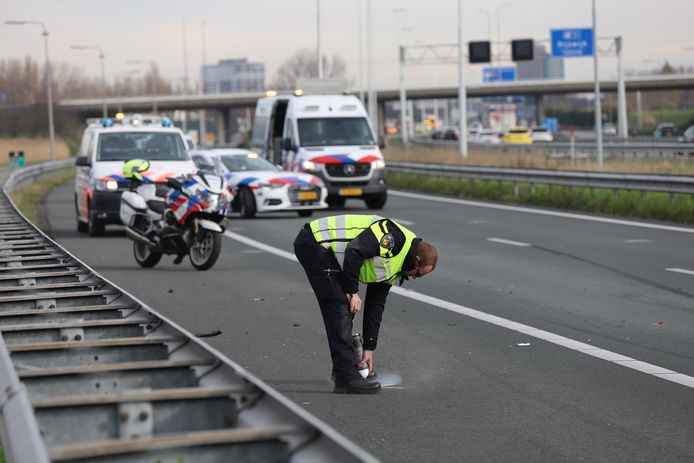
[133,241,162,268]
[189,229,222,270]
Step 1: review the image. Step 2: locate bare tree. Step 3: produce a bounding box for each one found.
[269,48,348,90]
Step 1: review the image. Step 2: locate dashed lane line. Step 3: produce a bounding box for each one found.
[223,230,694,390]
[666,267,694,276]
[487,237,532,247]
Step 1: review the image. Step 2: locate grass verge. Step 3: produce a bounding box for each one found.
[387,171,694,224]
[11,170,75,231]
[385,145,694,175]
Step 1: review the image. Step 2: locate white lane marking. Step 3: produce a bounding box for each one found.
[391,218,415,226]
[241,249,264,254]
[390,190,694,234]
[666,267,694,276]
[623,239,654,244]
[487,237,531,247]
[223,231,694,391]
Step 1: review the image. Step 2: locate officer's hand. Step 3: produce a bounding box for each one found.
[346,292,362,314]
[362,349,374,373]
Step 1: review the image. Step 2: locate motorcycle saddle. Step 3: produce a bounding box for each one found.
[146,199,167,214]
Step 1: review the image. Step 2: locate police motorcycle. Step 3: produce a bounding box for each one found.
[119,159,232,270]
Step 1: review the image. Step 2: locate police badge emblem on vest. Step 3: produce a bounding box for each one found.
[380,233,394,249]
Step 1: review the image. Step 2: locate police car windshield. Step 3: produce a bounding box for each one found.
[97,132,188,161]
[298,118,375,147]
[220,155,279,172]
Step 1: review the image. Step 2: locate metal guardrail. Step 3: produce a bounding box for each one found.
[410,136,694,159]
[386,161,694,195]
[0,161,379,463]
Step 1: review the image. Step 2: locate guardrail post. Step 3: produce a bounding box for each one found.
[531,183,536,195]
[513,182,519,198]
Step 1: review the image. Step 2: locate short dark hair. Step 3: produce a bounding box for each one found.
[417,240,438,270]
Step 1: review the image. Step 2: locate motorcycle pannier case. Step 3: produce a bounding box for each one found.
[120,191,147,226]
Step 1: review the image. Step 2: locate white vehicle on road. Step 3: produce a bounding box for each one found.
[74,116,196,236]
[476,128,502,144]
[190,148,327,218]
[531,126,554,142]
[251,93,387,209]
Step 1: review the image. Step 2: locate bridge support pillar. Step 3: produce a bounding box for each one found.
[199,110,207,146]
[377,101,386,141]
[535,94,545,125]
[214,109,229,145]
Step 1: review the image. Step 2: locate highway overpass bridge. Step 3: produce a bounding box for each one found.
[60,74,694,143]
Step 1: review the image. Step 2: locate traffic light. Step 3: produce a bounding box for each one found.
[468,41,491,63]
[511,39,534,61]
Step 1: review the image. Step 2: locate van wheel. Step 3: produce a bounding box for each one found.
[365,191,387,210]
[239,188,256,219]
[326,196,346,208]
[75,195,88,233]
[87,200,105,237]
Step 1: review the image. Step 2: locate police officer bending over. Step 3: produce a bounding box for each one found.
[294,214,438,394]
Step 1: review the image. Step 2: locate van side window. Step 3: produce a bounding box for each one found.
[87,133,98,158]
[251,116,268,147]
[78,131,92,158]
[285,120,294,144]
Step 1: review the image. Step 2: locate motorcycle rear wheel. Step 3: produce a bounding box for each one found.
[133,242,162,268]
[189,229,222,270]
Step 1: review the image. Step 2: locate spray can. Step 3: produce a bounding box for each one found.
[352,333,369,379]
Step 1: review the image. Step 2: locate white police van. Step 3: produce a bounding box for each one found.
[74,115,196,236]
[251,93,387,209]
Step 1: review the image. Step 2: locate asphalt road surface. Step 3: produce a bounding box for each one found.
[46,181,694,462]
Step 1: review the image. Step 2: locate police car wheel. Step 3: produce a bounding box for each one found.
[239,188,256,219]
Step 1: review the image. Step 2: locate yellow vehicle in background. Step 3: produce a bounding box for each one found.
[503,126,533,144]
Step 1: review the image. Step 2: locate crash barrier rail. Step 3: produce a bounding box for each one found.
[386,161,694,196]
[409,136,694,160]
[0,161,378,462]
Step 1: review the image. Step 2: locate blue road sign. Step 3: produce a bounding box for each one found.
[541,117,559,133]
[551,28,593,58]
[483,67,517,83]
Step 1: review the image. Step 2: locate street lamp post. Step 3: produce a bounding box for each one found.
[317,0,323,78]
[495,3,512,71]
[366,0,377,139]
[128,60,158,112]
[592,0,604,167]
[478,9,492,41]
[71,45,107,118]
[6,20,56,161]
[458,0,468,158]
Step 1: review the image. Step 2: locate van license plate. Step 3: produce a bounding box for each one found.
[339,188,362,196]
[298,191,318,200]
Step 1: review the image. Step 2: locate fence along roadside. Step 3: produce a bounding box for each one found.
[0,162,378,463]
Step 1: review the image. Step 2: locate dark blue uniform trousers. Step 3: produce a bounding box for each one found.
[294,226,360,385]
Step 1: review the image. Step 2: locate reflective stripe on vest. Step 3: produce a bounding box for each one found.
[309,215,416,284]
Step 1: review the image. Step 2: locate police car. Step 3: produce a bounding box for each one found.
[189,148,327,218]
[74,114,197,236]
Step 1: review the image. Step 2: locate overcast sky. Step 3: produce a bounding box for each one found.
[2,0,694,91]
